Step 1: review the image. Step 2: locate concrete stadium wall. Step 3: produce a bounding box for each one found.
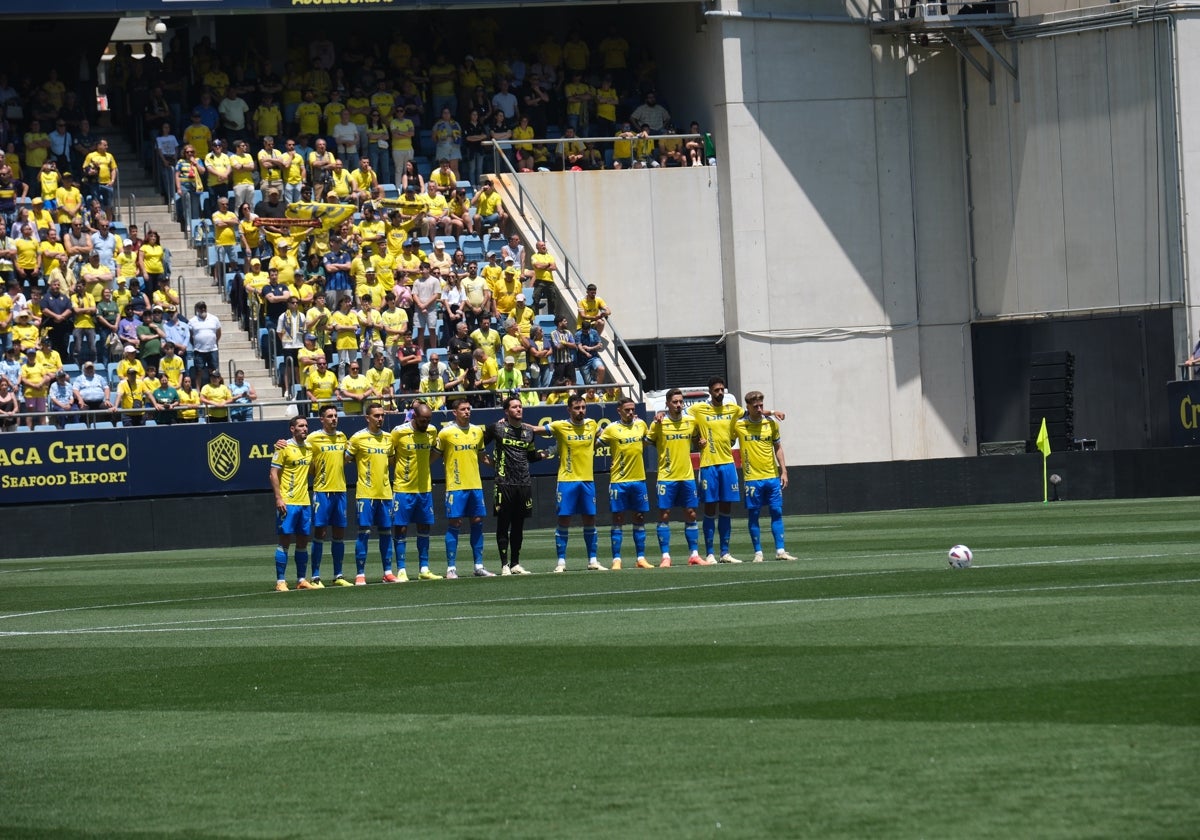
[964,21,1182,320]
[7,446,1195,559]
[1177,15,1200,366]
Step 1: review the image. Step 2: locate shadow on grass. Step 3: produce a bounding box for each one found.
[2,644,1196,726]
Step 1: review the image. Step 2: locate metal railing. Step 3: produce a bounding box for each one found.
[870,0,1018,24]
[125,192,137,232]
[482,138,651,398]
[1,380,639,430]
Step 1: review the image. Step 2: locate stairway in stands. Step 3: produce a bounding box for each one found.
[105,134,285,420]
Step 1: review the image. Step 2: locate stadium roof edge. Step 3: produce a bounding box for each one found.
[0,0,696,19]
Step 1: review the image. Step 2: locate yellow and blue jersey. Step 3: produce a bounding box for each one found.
[270,440,312,506]
[346,428,393,500]
[688,401,744,468]
[650,415,699,481]
[734,417,782,481]
[550,418,599,483]
[306,429,349,493]
[600,418,648,483]
[391,423,436,494]
[437,422,486,491]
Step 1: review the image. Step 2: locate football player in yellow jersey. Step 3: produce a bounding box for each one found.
[307,405,351,585]
[390,401,441,581]
[600,397,654,569]
[649,388,707,566]
[542,394,604,571]
[269,415,316,591]
[436,397,492,578]
[346,404,396,584]
[734,390,798,563]
[688,376,784,564]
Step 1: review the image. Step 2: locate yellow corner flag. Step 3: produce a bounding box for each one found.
[1036,418,1051,457]
[1036,417,1051,503]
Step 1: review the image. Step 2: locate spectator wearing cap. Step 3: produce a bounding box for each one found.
[496,353,523,393]
[253,187,289,238]
[200,369,233,422]
[48,368,79,428]
[183,109,213,159]
[115,365,154,427]
[188,301,222,386]
[152,371,181,425]
[428,236,454,275]
[116,343,145,380]
[153,275,180,310]
[203,138,232,216]
[137,305,167,373]
[577,283,612,333]
[0,345,22,392]
[73,359,113,426]
[297,332,324,380]
[493,260,522,319]
[511,294,534,338]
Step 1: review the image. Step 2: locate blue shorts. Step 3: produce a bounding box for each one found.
[277,504,313,536]
[312,491,347,528]
[445,487,487,519]
[557,480,596,517]
[608,480,649,514]
[657,479,698,511]
[356,497,393,529]
[744,478,784,515]
[699,463,741,504]
[393,491,435,527]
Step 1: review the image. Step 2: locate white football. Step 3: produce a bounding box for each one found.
[948,545,973,568]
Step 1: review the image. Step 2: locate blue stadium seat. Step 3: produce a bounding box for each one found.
[63,363,81,379]
[484,235,504,254]
[435,235,456,251]
[381,184,399,200]
[534,315,557,332]
[460,235,484,261]
[64,422,89,431]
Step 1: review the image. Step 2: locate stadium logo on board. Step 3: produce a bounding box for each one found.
[207,434,241,481]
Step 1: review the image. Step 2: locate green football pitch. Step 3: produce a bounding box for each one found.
[2,498,1197,838]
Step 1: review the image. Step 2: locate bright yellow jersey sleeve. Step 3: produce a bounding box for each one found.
[347,428,393,500]
[650,415,698,482]
[601,418,648,483]
[550,418,598,483]
[734,418,782,481]
[391,423,436,493]
[271,440,312,506]
[437,423,485,491]
[305,430,349,493]
[328,310,360,351]
[688,401,744,467]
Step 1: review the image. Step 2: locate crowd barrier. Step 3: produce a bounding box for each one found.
[0,401,626,505]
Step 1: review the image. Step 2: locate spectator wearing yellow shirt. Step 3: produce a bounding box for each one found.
[337,359,370,414]
[200,369,233,422]
[304,356,339,414]
[577,283,612,333]
[82,139,118,208]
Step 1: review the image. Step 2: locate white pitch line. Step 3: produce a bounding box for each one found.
[0,551,1178,628]
[2,576,1196,638]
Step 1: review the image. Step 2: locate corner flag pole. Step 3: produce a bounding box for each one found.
[1035,417,1051,503]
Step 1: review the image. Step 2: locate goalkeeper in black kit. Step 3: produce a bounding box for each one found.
[484,394,551,575]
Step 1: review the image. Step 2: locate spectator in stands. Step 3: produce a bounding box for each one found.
[631,91,671,135]
[578,283,612,333]
[471,346,498,407]
[81,139,117,209]
[398,158,424,195]
[411,263,441,353]
[218,89,251,144]
[575,318,606,385]
[471,177,507,234]
[69,279,96,365]
[188,300,221,386]
[338,359,370,414]
[397,330,422,393]
[205,141,233,216]
[431,107,463,178]
[528,325,553,389]
[229,368,257,421]
[0,344,22,389]
[231,141,257,212]
[152,372,180,425]
[0,376,18,431]
[40,275,73,360]
[115,365,153,427]
[176,374,200,423]
[137,305,167,374]
[528,240,558,315]
[462,111,488,187]
[73,360,113,427]
[48,369,78,428]
[201,369,233,422]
